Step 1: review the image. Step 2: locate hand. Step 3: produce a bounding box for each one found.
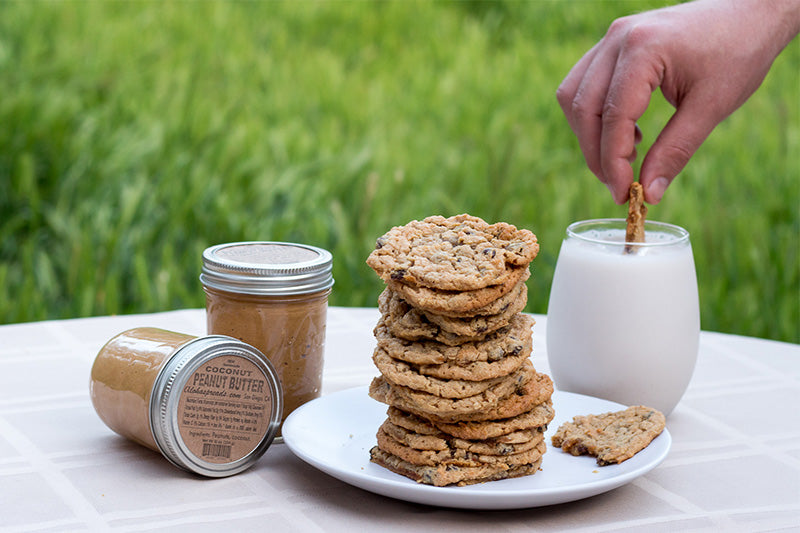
[557,0,800,204]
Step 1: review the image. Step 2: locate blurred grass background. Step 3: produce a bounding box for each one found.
[0,0,797,343]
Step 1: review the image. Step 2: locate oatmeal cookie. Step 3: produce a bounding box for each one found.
[420,288,527,337]
[387,406,547,445]
[375,313,533,366]
[378,288,519,344]
[369,360,534,419]
[388,269,530,316]
[551,405,666,465]
[381,417,544,454]
[432,400,555,440]
[415,340,530,381]
[369,365,553,423]
[366,214,539,291]
[376,426,546,467]
[378,288,490,345]
[369,446,543,487]
[379,419,449,451]
[372,348,514,399]
[447,432,544,456]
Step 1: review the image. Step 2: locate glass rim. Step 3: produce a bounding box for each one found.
[566,218,690,247]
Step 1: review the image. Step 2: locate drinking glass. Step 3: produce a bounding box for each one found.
[546,218,700,415]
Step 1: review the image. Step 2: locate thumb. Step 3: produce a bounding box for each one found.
[640,99,718,204]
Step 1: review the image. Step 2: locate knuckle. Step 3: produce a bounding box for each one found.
[555,84,572,109]
[571,100,591,122]
[606,15,634,37]
[621,23,657,49]
[660,141,695,166]
[570,92,597,123]
[607,15,661,52]
[601,100,625,123]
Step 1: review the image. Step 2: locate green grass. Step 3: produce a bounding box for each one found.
[0,0,797,343]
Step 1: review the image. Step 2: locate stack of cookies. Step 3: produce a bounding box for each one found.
[365,214,555,486]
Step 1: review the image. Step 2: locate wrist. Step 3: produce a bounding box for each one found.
[742,0,800,49]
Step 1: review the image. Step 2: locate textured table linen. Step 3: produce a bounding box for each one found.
[0,308,798,532]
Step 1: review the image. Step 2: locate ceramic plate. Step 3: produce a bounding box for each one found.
[282,386,670,510]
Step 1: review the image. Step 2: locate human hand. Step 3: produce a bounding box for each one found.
[557,0,800,204]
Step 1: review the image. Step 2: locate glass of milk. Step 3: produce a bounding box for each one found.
[546,218,699,415]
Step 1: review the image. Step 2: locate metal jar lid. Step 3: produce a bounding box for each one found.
[149,335,283,478]
[200,241,334,296]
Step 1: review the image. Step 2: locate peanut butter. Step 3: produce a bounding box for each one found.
[91,327,190,450]
[200,242,334,429]
[89,327,282,477]
[204,288,329,425]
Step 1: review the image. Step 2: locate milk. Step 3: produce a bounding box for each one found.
[546,219,699,415]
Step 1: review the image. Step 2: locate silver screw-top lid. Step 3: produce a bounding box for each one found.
[200,241,334,295]
[149,335,283,478]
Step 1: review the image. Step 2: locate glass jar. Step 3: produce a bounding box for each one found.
[200,241,334,430]
[90,327,282,477]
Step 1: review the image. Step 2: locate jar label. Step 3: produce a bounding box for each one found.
[177,355,273,464]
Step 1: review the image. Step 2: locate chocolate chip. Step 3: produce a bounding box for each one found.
[390,269,406,280]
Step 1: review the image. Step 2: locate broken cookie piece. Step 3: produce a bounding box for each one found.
[551,405,665,465]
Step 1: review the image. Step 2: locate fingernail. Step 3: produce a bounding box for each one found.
[647,177,669,204]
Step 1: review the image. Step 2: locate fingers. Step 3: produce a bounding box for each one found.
[639,98,718,203]
[556,22,656,204]
[556,43,608,179]
[600,45,662,204]
[568,44,625,185]
[556,41,601,131]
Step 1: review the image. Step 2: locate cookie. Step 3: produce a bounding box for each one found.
[378,288,491,345]
[369,364,553,423]
[369,360,534,419]
[386,406,443,436]
[448,432,544,456]
[380,417,545,455]
[431,400,555,440]
[369,446,543,487]
[416,336,530,381]
[372,348,514,399]
[375,313,533,366]
[379,419,448,451]
[378,288,521,344]
[388,269,530,316]
[551,405,666,465]
[375,328,531,383]
[420,287,527,337]
[387,406,547,446]
[366,214,539,291]
[376,426,546,467]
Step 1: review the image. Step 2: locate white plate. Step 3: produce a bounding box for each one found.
[282,386,671,510]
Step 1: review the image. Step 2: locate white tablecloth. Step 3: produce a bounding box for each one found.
[1,308,798,532]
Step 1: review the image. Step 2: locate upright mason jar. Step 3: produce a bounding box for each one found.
[90,327,283,477]
[200,242,334,431]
